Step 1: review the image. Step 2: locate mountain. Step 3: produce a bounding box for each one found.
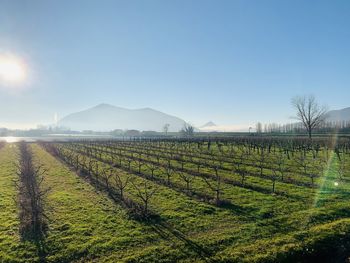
[58,104,187,132]
[201,121,217,128]
[326,107,350,121]
[200,121,220,132]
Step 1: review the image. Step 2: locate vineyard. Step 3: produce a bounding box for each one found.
[0,137,350,262]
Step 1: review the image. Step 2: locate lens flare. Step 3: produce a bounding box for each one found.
[300,132,341,228]
[313,132,339,207]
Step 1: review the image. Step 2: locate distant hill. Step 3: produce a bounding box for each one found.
[200,121,221,132]
[326,107,350,121]
[201,121,217,128]
[59,104,187,132]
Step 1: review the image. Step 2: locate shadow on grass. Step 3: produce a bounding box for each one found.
[86,150,260,219]
[21,230,48,263]
[35,237,48,263]
[146,217,215,263]
[80,170,215,262]
[44,148,247,262]
[218,200,258,219]
[72,164,216,262]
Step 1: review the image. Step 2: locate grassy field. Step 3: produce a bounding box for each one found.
[30,144,205,262]
[0,138,350,262]
[0,144,40,262]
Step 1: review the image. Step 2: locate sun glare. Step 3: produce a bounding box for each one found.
[0,54,27,85]
[2,136,19,143]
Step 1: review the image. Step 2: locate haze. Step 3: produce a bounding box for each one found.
[0,0,349,130]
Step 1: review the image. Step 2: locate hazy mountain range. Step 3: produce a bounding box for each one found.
[201,121,217,128]
[58,104,350,132]
[326,107,350,122]
[58,104,187,132]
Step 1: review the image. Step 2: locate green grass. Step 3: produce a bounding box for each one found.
[214,218,350,262]
[0,144,38,262]
[47,141,350,262]
[1,141,350,262]
[30,144,209,262]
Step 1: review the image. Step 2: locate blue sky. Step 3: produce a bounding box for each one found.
[0,0,349,129]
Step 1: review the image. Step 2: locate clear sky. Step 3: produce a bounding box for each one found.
[0,0,349,129]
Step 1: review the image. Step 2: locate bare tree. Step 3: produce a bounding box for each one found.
[256,122,263,134]
[130,180,157,217]
[178,171,194,194]
[255,147,268,177]
[15,142,50,239]
[203,166,223,206]
[101,168,112,193]
[291,95,328,139]
[163,166,174,185]
[113,154,123,167]
[231,147,249,186]
[336,154,347,182]
[124,158,132,171]
[163,123,170,135]
[112,172,130,201]
[270,166,279,193]
[146,162,158,178]
[274,150,287,181]
[180,124,195,137]
[136,157,144,174]
[176,155,186,170]
[295,153,309,177]
[87,159,96,177]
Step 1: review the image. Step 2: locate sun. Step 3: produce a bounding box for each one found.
[0,54,27,84]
